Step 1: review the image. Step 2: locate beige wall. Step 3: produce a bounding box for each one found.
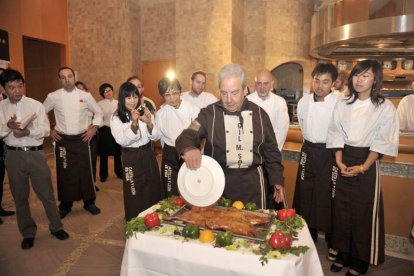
[68,0,140,99]
[66,0,314,97]
[140,0,175,61]
[175,0,233,95]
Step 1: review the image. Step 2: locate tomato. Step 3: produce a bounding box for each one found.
[216,231,233,247]
[277,209,289,221]
[286,208,296,218]
[144,212,160,229]
[218,197,232,207]
[245,202,258,211]
[172,196,185,207]
[182,224,200,239]
[283,235,292,251]
[269,231,285,250]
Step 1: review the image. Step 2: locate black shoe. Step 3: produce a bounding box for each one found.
[100,177,107,182]
[330,263,344,273]
[95,185,100,192]
[0,207,15,216]
[51,229,70,240]
[84,204,101,215]
[116,174,123,180]
[21,237,35,250]
[346,270,361,276]
[59,208,71,219]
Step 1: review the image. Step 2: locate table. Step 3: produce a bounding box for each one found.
[121,206,323,276]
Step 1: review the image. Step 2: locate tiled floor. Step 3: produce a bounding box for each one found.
[0,151,413,275]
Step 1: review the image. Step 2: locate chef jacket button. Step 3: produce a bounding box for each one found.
[250,150,252,152]
[249,113,252,116]
[250,130,253,133]
[226,165,229,168]
[226,130,229,133]
[226,150,229,153]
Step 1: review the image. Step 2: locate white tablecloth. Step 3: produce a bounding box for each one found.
[121,208,323,276]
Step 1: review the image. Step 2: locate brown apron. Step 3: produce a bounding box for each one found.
[161,144,182,198]
[122,143,162,221]
[331,145,384,265]
[293,140,334,233]
[55,133,96,202]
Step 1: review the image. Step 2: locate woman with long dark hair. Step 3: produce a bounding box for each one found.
[327,60,399,276]
[110,82,162,221]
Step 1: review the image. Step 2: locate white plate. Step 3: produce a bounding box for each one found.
[177,155,225,207]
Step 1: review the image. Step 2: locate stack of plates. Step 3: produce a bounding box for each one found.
[177,155,225,207]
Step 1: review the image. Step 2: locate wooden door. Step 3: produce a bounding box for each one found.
[141,60,176,109]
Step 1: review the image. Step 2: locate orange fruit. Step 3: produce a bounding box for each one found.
[199,230,215,243]
[232,201,244,210]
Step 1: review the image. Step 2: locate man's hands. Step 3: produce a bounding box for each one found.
[7,115,21,130]
[82,125,98,142]
[7,115,30,138]
[50,129,62,141]
[273,184,285,204]
[12,128,30,138]
[182,148,202,170]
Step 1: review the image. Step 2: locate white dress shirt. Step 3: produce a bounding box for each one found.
[151,100,200,147]
[327,96,399,157]
[181,91,217,109]
[110,114,155,148]
[397,94,414,131]
[98,98,118,127]
[297,92,341,143]
[43,88,103,135]
[247,92,289,151]
[0,96,49,147]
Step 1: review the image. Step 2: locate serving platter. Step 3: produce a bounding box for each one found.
[163,205,274,242]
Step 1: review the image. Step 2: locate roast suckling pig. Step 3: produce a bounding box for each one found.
[168,206,270,236]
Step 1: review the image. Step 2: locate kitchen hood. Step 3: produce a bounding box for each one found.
[310,0,414,59]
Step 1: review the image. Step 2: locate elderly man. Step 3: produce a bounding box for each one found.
[176,64,284,209]
[0,69,69,249]
[181,71,217,109]
[44,67,103,219]
[247,69,289,151]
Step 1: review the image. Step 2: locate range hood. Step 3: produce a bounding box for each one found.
[310,0,414,59]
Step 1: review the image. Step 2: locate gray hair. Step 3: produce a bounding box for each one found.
[217,63,247,89]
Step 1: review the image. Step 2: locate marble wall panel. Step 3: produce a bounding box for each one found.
[140,0,175,61]
[68,0,140,98]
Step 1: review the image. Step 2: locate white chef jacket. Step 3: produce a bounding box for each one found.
[181,91,217,109]
[327,96,399,157]
[397,94,414,131]
[0,96,49,147]
[151,99,200,147]
[247,92,289,151]
[110,114,155,148]
[98,98,118,127]
[43,88,103,135]
[297,92,341,143]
